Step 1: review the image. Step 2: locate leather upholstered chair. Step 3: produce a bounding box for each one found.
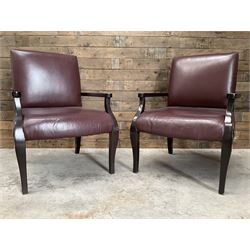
[130,53,239,194]
[11,49,119,194]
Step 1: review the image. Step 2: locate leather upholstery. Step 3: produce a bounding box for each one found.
[168,53,238,108]
[11,49,81,108]
[23,107,113,140]
[135,53,239,141]
[11,49,116,141]
[136,107,226,141]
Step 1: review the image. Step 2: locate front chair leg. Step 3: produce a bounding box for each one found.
[130,125,140,173]
[109,129,119,174]
[14,137,28,194]
[75,136,81,154]
[167,137,173,154]
[219,138,233,195]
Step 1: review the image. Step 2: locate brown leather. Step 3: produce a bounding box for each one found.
[23,107,113,140]
[135,53,239,141]
[11,49,81,108]
[136,107,226,141]
[168,53,238,108]
[11,49,116,141]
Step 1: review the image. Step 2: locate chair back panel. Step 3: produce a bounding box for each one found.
[11,50,82,108]
[168,53,239,108]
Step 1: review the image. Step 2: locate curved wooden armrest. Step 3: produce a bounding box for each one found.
[81,91,113,112]
[225,93,238,124]
[132,92,168,125]
[81,92,112,98]
[81,92,117,128]
[138,92,168,98]
[12,90,21,98]
[12,90,23,118]
[227,93,240,100]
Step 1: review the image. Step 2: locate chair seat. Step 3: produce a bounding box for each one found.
[136,107,226,141]
[22,107,114,140]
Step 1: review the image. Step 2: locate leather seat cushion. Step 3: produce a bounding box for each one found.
[22,107,114,140]
[136,107,226,141]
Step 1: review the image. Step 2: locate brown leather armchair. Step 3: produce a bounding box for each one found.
[130,53,239,194]
[11,49,119,194]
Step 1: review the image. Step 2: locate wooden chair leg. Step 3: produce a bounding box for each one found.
[130,125,140,173]
[219,139,233,194]
[14,137,28,194]
[75,136,81,154]
[167,137,173,154]
[109,129,119,174]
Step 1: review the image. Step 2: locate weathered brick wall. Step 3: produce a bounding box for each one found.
[0,31,249,148]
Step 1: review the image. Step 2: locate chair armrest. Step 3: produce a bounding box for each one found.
[225,93,238,124]
[12,90,23,118]
[12,90,21,98]
[137,92,168,114]
[12,90,26,144]
[81,91,112,112]
[223,92,239,141]
[138,92,168,98]
[81,92,118,129]
[227,93,240,100]
[81,92,112,98]
[131,92,168,125]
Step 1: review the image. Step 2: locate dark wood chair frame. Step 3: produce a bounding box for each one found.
[12,90,119,194]
[130,92,239,195]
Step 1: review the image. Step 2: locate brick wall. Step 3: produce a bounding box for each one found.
[0,31,249,148]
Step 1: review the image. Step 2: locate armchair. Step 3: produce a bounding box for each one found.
[11,49,119,194]
[130,53,239,194]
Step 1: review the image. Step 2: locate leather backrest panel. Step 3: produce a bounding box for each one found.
[11,49,82,108]
[168,53,239,108]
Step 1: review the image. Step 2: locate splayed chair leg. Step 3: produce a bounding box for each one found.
[219,122,233,195]
[130,125,140,173]
[109,129,119,174]
[219,138,233,194]
[167,137,173,154]
[75,136,81,154]
[14,129,28,194]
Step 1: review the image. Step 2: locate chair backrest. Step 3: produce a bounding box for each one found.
[11,49,82,108]
[168,53,239,108]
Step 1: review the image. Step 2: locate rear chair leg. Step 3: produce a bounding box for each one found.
[75,136,81,154]
[109,129,119,174]
[167,137,173,154]
[130,125,140,173]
